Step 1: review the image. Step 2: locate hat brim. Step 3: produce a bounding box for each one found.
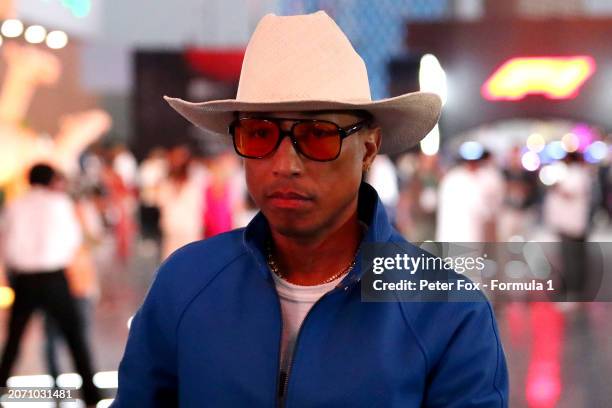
[164,91,442,155]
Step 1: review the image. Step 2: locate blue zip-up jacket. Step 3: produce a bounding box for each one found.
[113,183,508,407]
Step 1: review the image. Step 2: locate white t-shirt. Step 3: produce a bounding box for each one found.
[271,272,346,376]
[0,188,82,272]
[436,166,489,242]
[544,163,591,238]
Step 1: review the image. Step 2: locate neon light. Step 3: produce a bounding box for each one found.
[482,56,596,101]
[61,0,91,18]
[42,0,91,18]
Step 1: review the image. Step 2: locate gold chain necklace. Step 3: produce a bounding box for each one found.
[266,242,357,285]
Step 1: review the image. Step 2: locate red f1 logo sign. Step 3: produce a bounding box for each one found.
[482,56,596,101]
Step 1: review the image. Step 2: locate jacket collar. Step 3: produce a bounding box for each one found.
[243,182,393,282]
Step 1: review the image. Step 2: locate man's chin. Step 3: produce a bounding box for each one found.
[264,213,322,239]
[272,225,319,239]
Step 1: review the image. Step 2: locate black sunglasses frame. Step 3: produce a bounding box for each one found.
[228,117,371,162]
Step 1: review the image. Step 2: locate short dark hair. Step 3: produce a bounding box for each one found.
[28,163,56,186]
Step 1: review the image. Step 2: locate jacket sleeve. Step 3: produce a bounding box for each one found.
[111,263,179,407]
[423,302,509,407]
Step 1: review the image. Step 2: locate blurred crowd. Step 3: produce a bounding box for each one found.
[1,138,610,285]
[375,144,610,244]
[73,143,251,262]
[2,139,611,285]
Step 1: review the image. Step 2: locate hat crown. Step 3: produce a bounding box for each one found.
[236,11,372,104]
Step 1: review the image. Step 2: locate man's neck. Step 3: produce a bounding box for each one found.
[269,207,364,286]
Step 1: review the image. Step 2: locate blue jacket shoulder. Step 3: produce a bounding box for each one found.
[155,228,247,293]
[147,228,249,324]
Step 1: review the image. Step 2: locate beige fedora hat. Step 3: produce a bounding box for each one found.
[165,11,442,155]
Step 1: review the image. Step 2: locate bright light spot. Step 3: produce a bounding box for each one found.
[482,56,596,100]
[572,124,596,151]
[59,0,91,18]
[561,133,579,152]
[7,375,54,387]
[420,124,440,156]
[539,166,556,186]
[24,25,47,44]
[521,151,541,171]
[459,141,484,161]
[93,371,118,389]
[97,399,115,408]
[538,147,554,165]
[56,373,82,389]
[526,133,545,152]
[584,141,608,163]
[545,141,567,160]
[526,366,562,408]
[1,19,24,38]
[419,54,448,105]
[538,162,567,186]
[46,30,68,49]
[127,315,134,329]
[0,286,15,308]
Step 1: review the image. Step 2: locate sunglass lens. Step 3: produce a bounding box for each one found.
[233,119,279,158]
[293,121,341,161]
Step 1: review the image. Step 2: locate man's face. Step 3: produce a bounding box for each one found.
[241,111,380,239]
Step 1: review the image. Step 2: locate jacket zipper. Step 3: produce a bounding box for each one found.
[274,283,284,408]
[278,293,327,407]
[277,278,358,407]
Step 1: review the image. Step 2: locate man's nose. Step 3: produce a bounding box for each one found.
[271,135,303,177]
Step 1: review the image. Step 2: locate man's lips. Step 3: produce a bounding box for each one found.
[266,191,314,209]
[268,191,312,200]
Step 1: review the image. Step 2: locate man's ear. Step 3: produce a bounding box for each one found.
[362,126,381,173]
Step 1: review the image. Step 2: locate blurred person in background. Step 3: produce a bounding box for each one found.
[101,154,136,262]
[137,147,167,248]
[499,146,540,241]
[396,152,441,241]
[111,143,139,192]
[202,150,245,238]
[436,154,490,242]
[156,145,205,259]
[0,163,100,407]
[43,186,104,387]
[80,144,106,189]
[477,150,505,242]
[113,12,507,407]
[596,149,611,220]
[544,152,592,301]
[365,154,399,223]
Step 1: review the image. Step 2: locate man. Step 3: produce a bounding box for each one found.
[544,152,592,300]
[155,145,204,259]
[437,149,503,242]
[114,11,508,407]
[0,163,100,407]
